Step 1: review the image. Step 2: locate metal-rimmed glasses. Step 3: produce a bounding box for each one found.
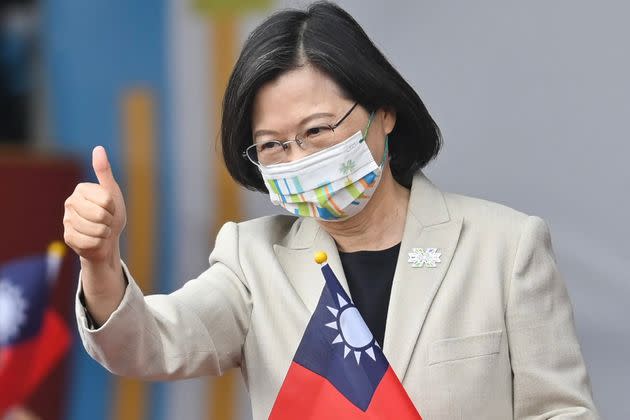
[243,102,359,166]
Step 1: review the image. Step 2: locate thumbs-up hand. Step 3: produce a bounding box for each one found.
[63,146,127,264]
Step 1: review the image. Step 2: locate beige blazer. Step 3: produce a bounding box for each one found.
[76,171,599,419]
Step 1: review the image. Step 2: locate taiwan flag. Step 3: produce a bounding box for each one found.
[270,252,422,419]
[0,242,71,415]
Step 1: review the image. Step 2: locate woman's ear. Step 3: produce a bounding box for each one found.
[381,106,397,135]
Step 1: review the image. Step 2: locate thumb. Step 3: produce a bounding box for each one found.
[92,145,118,190]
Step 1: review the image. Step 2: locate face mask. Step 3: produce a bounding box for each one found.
[257,114,388,221]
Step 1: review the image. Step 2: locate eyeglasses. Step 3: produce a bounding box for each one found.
[243,102,359,166]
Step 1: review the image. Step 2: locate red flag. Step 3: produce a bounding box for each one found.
[0,246,71,416]
[270,252,421,419]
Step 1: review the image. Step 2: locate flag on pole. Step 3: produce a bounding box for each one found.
[0,242,71,416]
[270,251,422,419]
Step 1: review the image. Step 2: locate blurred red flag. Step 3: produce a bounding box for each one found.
[0,245,71,416]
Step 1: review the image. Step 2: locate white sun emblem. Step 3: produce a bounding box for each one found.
[408,247,441,268]
[325,293,379,365]
[0,279,28,344]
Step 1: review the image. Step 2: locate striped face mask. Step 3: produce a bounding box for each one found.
[258,114,388,221]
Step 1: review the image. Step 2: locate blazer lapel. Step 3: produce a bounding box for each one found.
[273,218,351,315]
[383,171,463,381]
[272,171,462,381]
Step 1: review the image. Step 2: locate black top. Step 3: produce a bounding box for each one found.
[338,243,401,347]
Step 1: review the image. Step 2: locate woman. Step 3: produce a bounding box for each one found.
[63,2,599,418]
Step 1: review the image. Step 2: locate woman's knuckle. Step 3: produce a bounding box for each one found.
[75,182,88,193]
[102,191,113,205]
[96,207,108,222]
[63,230,74,245]
[96,224,109,237]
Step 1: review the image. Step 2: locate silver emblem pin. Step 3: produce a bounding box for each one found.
[408,247,442,268]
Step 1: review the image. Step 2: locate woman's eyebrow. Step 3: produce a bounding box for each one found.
[253,112,335,138]
[253,129,279,139]
[298,112,335,126]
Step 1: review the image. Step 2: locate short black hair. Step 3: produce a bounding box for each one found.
[221,1,442,192]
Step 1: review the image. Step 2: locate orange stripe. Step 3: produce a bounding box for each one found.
[323,184,344,214]
[359,178,370,188]
[113,88,157,420]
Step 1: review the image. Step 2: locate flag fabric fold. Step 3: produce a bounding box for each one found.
[270,252,422,419]
[0,244,71,415]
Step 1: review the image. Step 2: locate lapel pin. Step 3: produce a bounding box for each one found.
[408,247,442,268]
